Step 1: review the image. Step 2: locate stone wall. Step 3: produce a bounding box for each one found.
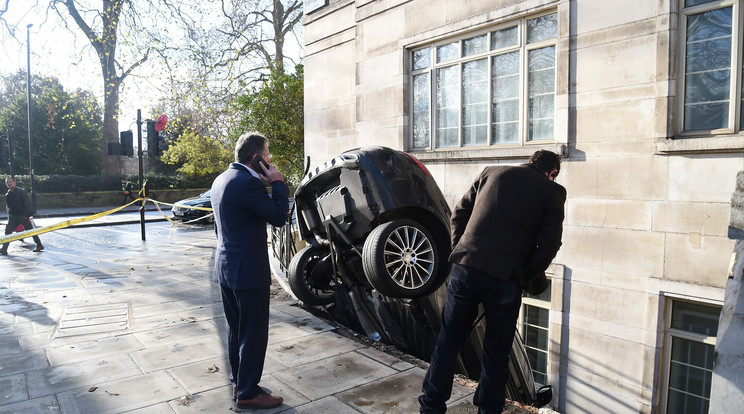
[303,0,740,412]
[33,189,208,210]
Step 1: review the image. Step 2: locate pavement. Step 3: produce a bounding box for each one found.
[0,204,507,414]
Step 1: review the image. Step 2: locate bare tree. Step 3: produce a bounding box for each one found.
[49,0,156,175]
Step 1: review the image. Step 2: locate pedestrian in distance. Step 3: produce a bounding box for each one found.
[210,132,289,410]
[1,177,44,255]
[419,150,566,414]
[122,179,136,204]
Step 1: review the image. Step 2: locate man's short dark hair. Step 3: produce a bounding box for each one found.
[235,132,268,164]
[528,150,562,177]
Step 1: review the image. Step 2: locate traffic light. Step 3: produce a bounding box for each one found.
[146,121,159,157]
[120,131,134,157]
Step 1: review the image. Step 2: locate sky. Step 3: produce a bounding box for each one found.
[0,3,177,135]
[1,1,304,140]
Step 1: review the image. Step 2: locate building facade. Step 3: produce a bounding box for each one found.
[303,0,742,412]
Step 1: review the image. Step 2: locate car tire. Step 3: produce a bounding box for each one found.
[362,219,441,299]
[288,245,336,306]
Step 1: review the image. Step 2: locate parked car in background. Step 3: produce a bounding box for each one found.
[282,146,551,408]
[171,190,213,223]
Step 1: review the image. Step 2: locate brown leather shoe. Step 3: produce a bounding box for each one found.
[33,244,44,252]
[236,392,283,409]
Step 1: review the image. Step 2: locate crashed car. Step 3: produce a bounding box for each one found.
[285,146,551,407]
[171,190,213,223]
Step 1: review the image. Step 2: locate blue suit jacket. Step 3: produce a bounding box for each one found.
[211,163,289,290]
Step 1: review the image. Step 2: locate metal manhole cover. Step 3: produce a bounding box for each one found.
[51,302,132,339]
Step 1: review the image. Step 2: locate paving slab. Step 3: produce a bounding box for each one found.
[0,395,61,414]
[267,331,364,368]
[167,356,232,395]
[0,373,28,405]
[56,370,187,414]
[129,337,225,373]
[45,335,144,366]
[289,396,361,414]
[27,354,143,398]
[0,351,50,377]
[132,320,220,348]
[272,352,398,401]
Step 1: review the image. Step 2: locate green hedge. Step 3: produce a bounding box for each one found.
[1,174,219,194]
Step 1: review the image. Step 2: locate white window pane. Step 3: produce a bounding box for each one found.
[492,122,519,144]
[437,66,460,147]
[492,51,520,143]
[493,99,519,123]
[463,125,487,146]
[670,301,720,335]
[527,13,557,43]
[528,46,555,141]
[464,103,488,126]
[683,7,732,131]
[463,59,488,146]
[667,388,709,414]
[687,7,732,44]
[493,51,520,76]
[464,35,488,56]
[437,41,459,63]
[686,37,731,73]
[493,74,519,99]
[530,95,555,121]
[529,119,554,141]
[413,47,432,71]
[491,26,518,50]
[437,127,459,147]
[413,73,430,148]
[668,337,713,413]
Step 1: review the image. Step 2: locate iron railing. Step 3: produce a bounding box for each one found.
[270,200,298,272]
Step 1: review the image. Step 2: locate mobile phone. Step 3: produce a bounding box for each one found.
[250,156,269,172]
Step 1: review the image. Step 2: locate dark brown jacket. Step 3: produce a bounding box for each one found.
[448,164,566,288]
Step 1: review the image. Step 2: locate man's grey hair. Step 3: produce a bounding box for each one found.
[234,132,268,164]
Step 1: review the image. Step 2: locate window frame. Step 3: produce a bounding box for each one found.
[518,278,553,388]
[659,296,722,414]
[408,10,559,153]
[676,0,744,137]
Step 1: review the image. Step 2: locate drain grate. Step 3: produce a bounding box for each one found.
[52,302,132,339]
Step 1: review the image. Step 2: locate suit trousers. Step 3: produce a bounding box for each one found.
[419,263,522,414]
[220,285,270,400]
[3,215,42,251]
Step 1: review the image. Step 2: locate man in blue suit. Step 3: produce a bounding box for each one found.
[211,132,289,410]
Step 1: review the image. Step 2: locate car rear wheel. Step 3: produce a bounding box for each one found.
[288,245,336,306]
[362,219,441,299]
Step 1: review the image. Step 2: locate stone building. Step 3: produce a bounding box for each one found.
[302,0,742,412]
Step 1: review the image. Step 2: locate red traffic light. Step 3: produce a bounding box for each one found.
[154,114,168,131]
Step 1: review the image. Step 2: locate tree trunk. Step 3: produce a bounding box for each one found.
[102,80,121,176]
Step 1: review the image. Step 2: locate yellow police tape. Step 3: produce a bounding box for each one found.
[0,198,144,245]
[0,196,216,245]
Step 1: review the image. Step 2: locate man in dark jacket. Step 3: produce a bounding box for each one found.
[419,150,566,414]
[122,179,136,204]
[211,132,288,410]
[2,177,43,255]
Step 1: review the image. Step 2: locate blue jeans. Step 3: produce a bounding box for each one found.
[419,263,522,414]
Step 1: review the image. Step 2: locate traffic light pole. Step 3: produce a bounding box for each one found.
[136,109,146,241]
